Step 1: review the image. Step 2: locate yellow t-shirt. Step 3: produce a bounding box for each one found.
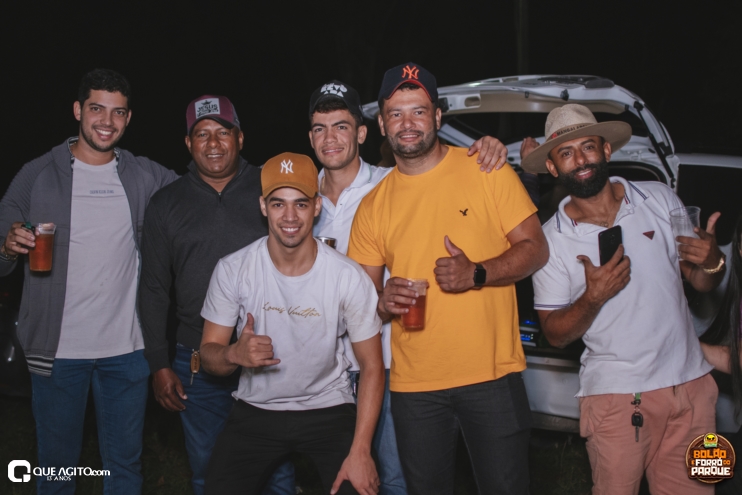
[347,146,537,392]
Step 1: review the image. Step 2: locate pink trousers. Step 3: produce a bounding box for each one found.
[579,373,718,495]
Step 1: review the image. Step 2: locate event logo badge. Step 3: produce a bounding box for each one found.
[195,99,220,119]
[686,432,736,483]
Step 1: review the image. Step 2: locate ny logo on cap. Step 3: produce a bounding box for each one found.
[195,99,220,118]
[402,65,419,80]
[321,83,347,97]
[280,160,293,174]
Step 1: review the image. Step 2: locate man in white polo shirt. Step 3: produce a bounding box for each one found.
[524,104,726,495]
[199,152,384,495]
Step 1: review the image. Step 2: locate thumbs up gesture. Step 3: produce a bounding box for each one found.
[227,313,281,368]
[434,236,477,292]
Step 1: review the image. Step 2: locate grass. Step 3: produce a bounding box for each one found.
[1,393,595,494]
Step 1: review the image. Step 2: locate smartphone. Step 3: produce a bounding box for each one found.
[598,225,623,265]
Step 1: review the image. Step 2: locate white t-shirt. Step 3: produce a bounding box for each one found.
[314,159,394,369]
[533,178,712,396]
[56,158,144,358]
[201,237,381,411]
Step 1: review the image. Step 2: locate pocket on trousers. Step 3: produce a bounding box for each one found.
[579,394,616,439]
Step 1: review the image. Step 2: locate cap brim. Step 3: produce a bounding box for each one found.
[188,116,237,135]
[309,94,364,120]
[262,183,317,199]
[520,122,633,174]
[385,80,435,102]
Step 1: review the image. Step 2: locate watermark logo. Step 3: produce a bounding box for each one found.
[686,432,736,483]
[7,461,110,482]
[8,460,30,482]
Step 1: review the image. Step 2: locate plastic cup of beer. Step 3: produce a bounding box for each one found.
[400,278,428,330]
[670,206,700,260]
[28,223,56,272]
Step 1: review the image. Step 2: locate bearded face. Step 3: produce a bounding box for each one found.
[556,159,611,199]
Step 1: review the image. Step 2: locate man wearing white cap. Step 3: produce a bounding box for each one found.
[524,104,725,495]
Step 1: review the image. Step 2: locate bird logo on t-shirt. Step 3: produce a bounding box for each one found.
[460,208,468,216]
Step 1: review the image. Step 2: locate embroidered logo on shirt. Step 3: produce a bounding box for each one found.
[195,99,220,119]
[263,302,321,318]
[460,208,468,216]
[643,231,655,240]
[280,160,293,174]
[89,189,115,195]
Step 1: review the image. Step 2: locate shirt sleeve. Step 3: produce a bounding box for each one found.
[532,235,574,311]
[492,164,539,236]
[139,198,175,373]
[201,259,241,328]
[347,194,386,267]
[341,264,383,343]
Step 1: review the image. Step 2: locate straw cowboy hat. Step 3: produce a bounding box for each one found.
[521,104,632,174]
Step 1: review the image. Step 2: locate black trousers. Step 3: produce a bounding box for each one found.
[206,401,359,495]
[391,373,532,495]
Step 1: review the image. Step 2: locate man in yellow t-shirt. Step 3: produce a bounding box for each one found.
[347,63,548,495]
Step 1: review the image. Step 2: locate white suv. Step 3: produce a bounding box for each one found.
[362,75,742,433]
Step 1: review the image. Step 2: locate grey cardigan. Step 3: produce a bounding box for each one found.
[0,138,178,376]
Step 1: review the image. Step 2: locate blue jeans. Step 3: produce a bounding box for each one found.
[173,345,295,495]
[391,373,531,495]
[31,350,150,495]
[350,369,407,495]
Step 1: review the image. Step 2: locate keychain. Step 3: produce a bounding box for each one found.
[631,393,643,442]
[190,350,200,385]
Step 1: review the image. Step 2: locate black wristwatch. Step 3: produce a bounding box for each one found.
[473,263,486,287]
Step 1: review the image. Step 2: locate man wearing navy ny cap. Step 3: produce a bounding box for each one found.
[308,78,513,495]
[348,63,547,495]
[139,95,294,495]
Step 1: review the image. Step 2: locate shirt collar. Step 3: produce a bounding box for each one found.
[66,137,120,167]
[317,158,373,194]
[554,177,648,236]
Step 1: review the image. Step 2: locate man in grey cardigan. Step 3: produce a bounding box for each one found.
[0,69,177,495]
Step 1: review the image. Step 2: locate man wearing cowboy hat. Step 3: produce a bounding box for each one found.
[524,103,725,495]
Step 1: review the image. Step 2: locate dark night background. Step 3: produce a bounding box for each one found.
[2,0,741,192]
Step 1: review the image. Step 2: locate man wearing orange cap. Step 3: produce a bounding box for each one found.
[200,153,384,495]
[525,104,724,495]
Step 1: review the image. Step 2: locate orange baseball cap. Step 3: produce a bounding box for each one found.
[261,152,318,198]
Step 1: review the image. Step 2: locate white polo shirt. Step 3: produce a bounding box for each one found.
[314,159,393,369]
[533,177,712,397]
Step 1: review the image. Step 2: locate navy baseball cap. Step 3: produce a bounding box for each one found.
[185,95,240,135]
[309,80,364,121]
[378,63,438,103]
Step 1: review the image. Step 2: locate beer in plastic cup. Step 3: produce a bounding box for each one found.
[400,278,428,330]
[28,223,56,272]
[670,206,700,260]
